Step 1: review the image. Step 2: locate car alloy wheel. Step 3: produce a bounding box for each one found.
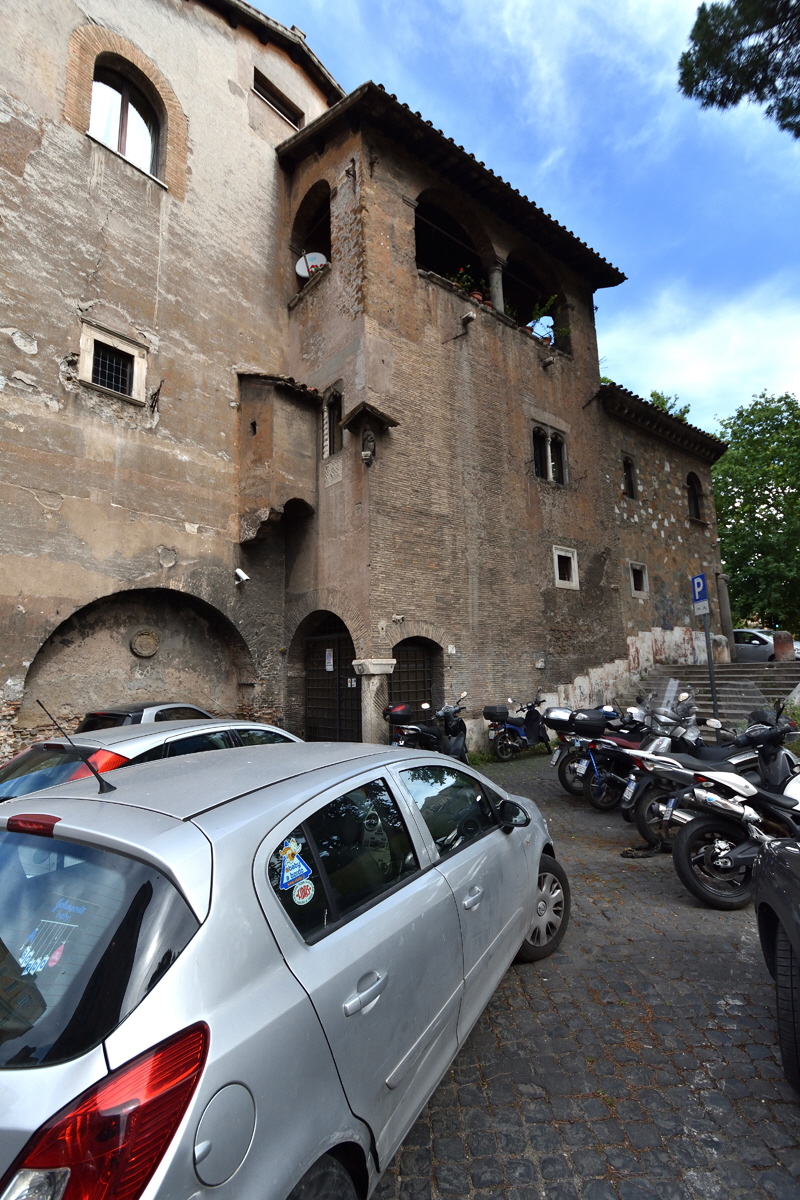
[515,855,571,962]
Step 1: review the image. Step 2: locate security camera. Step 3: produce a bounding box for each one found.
[234,568,250,584]
[461,311,477,325]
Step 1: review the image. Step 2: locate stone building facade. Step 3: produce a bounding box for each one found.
[0,0,728,751]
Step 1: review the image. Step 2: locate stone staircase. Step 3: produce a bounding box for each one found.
[617,662,800,728]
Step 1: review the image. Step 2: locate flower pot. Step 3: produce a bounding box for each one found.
[469,290,483,302]
[483,299,493,310]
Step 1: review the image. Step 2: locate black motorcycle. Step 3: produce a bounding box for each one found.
[382,690,469,763]
[668,703,800,909]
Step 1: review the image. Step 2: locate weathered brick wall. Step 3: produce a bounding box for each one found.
[0,0,331,730]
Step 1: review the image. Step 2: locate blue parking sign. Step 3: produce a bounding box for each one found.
[691,573,710,615]
[691,573,708,603]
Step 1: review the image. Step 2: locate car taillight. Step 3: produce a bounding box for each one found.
[0,1024,208,1200]
[68,751,130,781]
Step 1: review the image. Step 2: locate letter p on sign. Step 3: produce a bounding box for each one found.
[692,573,710,614]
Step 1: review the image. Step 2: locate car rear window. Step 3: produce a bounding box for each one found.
[0,831,199,1067]
[75,713,125,733]
[155,707,209,722]
[0,747,93,800]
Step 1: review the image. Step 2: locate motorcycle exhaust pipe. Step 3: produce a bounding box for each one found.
[653,803,696,826]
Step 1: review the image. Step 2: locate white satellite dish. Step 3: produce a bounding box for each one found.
[295,252,328,279]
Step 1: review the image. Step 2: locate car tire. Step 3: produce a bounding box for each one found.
[769,654,776,662]
[776,923,800,1094]
[287,1155,358,1200]
[557,749,586,796]
[515,856,571,962]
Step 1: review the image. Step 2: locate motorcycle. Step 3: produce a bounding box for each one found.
[382,690,470,763]
[545,703,647,798]
[483,691,551,762]
[667,694,800,909]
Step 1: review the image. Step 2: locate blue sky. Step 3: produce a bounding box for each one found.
[256,0,800,433]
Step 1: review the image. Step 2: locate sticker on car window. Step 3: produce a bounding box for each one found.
[279,837,313,890]
[292,879,315,906]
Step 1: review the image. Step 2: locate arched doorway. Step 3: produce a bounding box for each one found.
[388,638,443,723]
[304,613,361,742]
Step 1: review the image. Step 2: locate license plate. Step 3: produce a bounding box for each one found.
[623,779,636,801]
[488,730,495,740]
[575,758,588,777]
[550,749,559,766]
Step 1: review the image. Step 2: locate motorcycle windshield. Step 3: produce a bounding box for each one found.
[714,680,776,734]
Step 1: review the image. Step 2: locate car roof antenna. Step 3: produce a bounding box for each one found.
[36,699,117,794]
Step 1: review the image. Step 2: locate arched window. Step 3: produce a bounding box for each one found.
[414,200,485,289]
[532,428,548,479]
[88,67,159,175]
[504,251,571,353]
[290,181,332,291]
[687,473,702,520]
[550,436,566,485]
[622,457,636,499]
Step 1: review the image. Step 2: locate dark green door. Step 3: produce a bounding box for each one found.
[305,614,362,741]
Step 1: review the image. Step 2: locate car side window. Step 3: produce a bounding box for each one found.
[267,826,331,939]
[166,731,232,757]
[155,707,208,722]
[128,744,165,765]
[236,728,292,746]
[399,765,496,856]
[267,778,419,941]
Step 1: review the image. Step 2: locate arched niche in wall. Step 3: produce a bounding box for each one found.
[285,609,361,742]
[290,179,332,290]
[388,636,444,723]
[687,472,703,521]
[18,588,256,727]
[503,249,572,352]
[414,188,492,288]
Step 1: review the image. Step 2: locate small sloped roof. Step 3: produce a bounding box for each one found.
[277,82,626,291]
[597,382,727,464]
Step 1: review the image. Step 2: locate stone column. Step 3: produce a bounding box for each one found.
[352,658,396,744]
[715,572,736,662]
[488,257,506,315]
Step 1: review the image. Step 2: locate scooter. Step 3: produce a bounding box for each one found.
[382,691,470,763]
[483,691,551,762]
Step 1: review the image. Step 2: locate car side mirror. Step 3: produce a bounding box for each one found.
[499,799,531,832]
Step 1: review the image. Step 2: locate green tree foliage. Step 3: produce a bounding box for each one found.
[649,390,691,422]
[712,391,800,629]
[679,1,800,138]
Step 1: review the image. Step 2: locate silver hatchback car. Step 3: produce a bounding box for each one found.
[0,744,569,1200]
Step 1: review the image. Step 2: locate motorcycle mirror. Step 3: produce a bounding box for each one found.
[421,702,430,710]
[602,705,614,712]
[626,707,638,714]
[707,718,722,729]
[508,697,514,704]
[460,691,467,699]
[679,692,690,702]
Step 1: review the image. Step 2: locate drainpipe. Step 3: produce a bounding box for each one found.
[488,257,506,315]
[715,572,736,662]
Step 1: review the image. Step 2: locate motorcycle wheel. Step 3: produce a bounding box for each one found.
[493,733,514,762]
[582,766,622,811]
[672,815,754,910]
[776,923,800,1094]
[634,782,683,848]
[557,749,586,796]
[515,854,571,962]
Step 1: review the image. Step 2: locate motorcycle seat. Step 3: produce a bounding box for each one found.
[506,715,525,727]
[759,790,800,810]
[605,736,641,749]
[689,743,745,762]
[664,750,747,770]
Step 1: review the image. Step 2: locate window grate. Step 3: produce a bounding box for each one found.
[92,341,133,395]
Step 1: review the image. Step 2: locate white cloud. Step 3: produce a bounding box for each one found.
[597,277,800,430]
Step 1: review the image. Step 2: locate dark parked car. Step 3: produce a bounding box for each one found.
[754,839,800,1091]
[0,720,301,799]
[75,701,213,732]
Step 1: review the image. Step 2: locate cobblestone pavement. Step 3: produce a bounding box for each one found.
[375,754,800,1200]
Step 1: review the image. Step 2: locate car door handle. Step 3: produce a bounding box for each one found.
[343,970,388,1017]
[463,887,484,910]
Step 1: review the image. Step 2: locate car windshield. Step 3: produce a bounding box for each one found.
[0,746,92,800]
[0,831,199,1067]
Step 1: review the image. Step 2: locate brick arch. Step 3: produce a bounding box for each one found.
[415,186,496,269]
[64,25,188,200]
[284,590,370,658]
[390,619,449,651]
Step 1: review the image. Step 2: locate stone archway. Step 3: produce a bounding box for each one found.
[18,588,256,728]
[285,609,362,741]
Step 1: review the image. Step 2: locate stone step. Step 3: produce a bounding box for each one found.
[616,661,800,725]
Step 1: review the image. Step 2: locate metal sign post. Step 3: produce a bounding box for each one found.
[691,572,720,735]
